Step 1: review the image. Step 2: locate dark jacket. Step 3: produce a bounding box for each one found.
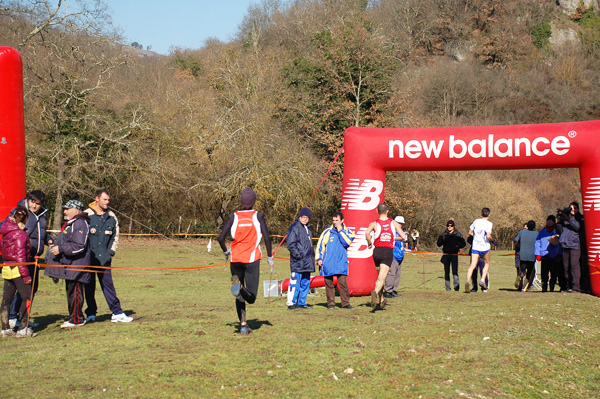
[557,216,580,249]
[287,220,315,273]
[84,203,119,266]
[437,229,467,255]
[0,198,49,259]
[44,213,92,283]
[0,218,32,283]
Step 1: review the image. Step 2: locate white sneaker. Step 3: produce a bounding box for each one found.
[61,320,85,329]
[16,327,37,338]
[9,319,18,329]
[111,313,133,323]
[1,329,16,337]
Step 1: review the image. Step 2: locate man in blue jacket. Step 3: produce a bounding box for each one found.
[535,215,561,292]
[286,208,315,310]
[84,190,133,323]
[316,211,355,309]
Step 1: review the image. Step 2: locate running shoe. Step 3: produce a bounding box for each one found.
[1,329,16,338]
[111,313,133,323]
[370,290,378,309]
[464,282,471,293]
[479,280,488,290]
[16,327,37,338]
[240,325,252,336]
[61,321,85,329]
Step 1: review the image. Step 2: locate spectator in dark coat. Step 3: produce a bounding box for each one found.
[556,206,581,292]
[437,219,466,291]
[286,208,315,310]
[45,200,91,328]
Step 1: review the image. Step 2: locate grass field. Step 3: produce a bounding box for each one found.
[1,238,599,398]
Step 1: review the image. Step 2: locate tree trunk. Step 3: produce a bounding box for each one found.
[52,158,65,230]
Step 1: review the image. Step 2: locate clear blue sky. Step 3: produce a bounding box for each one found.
[105,0,257,55]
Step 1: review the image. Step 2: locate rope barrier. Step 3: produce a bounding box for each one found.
[273,145,345,256]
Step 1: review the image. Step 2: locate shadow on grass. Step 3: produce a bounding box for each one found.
[29,313,67,331]
[226,318,273,333]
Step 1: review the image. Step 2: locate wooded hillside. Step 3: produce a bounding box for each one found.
[1,0,599,247]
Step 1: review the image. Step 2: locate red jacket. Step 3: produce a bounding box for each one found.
[0,218,32,283]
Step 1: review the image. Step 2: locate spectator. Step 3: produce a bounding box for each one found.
[0,190,50,329]
[384,216,407,298]
[83,190,133,323]
[44,200,92,328]
[286,208,315,310]
[411,228,420,251]
[0,206,35,337]
[570,202,589,293]
[437,219,466,291]
[535,215,562,292]
[316,211,355,309]
[556,206,581,292]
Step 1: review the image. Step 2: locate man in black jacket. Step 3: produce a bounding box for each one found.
[437,220,466,291]
[84,190,133,323]
[286,208,315,310]
[45,199,92,328]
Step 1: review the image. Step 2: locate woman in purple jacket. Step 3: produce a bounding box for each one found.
[0,206,34,337]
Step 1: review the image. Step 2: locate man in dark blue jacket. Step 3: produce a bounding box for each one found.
[83,190,132,323]
[286,208,315,310]
[0,190,50,328]
[556,206,581,292]
[45,199,92,328]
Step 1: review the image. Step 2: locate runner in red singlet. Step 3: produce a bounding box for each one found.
[365,204,407,310]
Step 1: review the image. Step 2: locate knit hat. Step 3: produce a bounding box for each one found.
[240,188,257,208]
[299,208,311,218]
[63,199,84,211]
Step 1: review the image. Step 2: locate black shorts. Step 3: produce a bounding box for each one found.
[373,247,394,268]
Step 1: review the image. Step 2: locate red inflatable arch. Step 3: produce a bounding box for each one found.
[0,47,26,221]
[342,121,600,297]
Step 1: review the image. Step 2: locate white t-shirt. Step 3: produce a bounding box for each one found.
[470,218,493,251]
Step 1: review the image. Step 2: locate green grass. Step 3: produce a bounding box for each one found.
[1,238,599,398]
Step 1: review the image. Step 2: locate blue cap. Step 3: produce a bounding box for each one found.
[299,208,311,218]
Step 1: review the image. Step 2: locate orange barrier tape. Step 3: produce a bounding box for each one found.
[36,262,230,273]
[0,262,36,267]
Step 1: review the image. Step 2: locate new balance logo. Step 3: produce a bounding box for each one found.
[583,177,600,212]
[347,227,373,258]
[341,179,384,211]
[588,228,600,263]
